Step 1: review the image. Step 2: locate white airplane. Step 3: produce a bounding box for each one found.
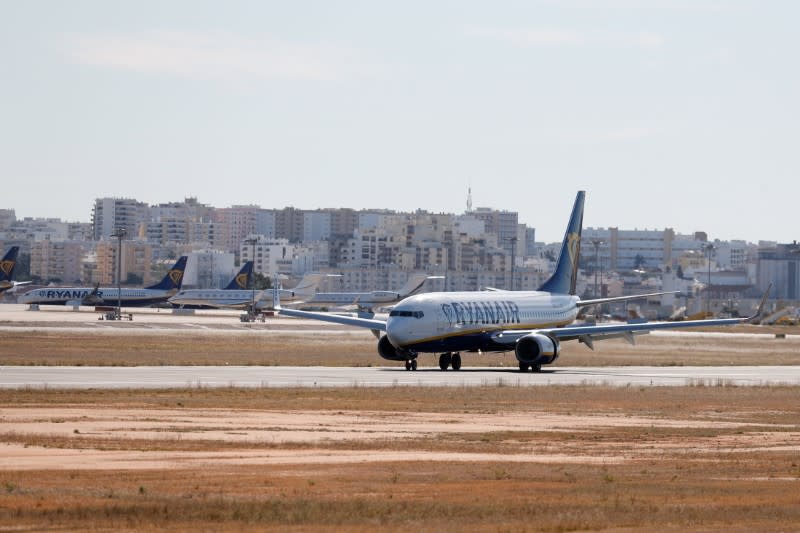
[169,270,326,310]
[275,191,767,372]
[168,261,255,309]
[296,273,440,312]
[0,246,31,295]
[18,256,188,307]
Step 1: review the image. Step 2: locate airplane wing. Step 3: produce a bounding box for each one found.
[490,315,744,350]
[493,288,770,350]
[577,291,678,308]
[276,307,387,331]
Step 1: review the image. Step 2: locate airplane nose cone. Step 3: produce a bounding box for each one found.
[386,317,414,347]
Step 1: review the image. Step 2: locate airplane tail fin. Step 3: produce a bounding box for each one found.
[146,256,188,291]
[398,273,430,298]
[538,191,585,295]
[291,273,325,298]
[0,246,20,282]
[224,261,254,290]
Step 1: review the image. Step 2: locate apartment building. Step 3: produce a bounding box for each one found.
[29,239,85,283]
[93,240,154,286]
[92,198,149,241]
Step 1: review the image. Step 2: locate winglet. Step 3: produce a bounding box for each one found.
[748,284,771,324]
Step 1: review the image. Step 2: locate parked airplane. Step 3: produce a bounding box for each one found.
[168,269,325,310]
[167,261,254,309]
[275,191,767,372]
[0,246,30,295]
[295,273,439,312]
[18,256,188,307]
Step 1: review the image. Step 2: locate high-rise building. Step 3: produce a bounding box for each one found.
[468,207,519,254]
[91,198,149,241]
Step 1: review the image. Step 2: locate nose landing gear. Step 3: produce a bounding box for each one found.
[404,359,418,371]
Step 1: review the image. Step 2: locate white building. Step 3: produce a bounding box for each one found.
[183,251,236,288]
[240,236,296,277]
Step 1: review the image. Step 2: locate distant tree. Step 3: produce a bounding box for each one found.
[251,272,272,290]
[633,254,647,269]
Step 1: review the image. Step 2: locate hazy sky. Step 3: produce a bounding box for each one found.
[2,1,798,243]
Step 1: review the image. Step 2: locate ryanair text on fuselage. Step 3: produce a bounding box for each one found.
[441,300,521,326]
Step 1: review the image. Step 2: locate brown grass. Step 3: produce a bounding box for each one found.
[1,386,800,531]
[1,325,799,367]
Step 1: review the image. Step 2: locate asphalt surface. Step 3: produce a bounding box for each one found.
[2,365,799,388]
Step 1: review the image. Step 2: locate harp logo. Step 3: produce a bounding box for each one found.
[235,273,249,289]
[168,269,184,286]
[0,260,14,277]
[567,232,580,268]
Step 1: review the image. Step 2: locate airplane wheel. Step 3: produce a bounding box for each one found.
[411,359,418,371]
[532,364,542,372]
[405,360,412,371]
[519,362,530,372]
[451,353,462,371]
[438,353,452,371]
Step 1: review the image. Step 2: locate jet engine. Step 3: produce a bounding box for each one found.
[377,335,411,362]
[514,333,560,366]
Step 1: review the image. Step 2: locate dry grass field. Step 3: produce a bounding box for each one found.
[0,323,799,367]
[1,323,799,530]
[1,386,800,531]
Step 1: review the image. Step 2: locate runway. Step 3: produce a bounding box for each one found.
[2,365,799,388]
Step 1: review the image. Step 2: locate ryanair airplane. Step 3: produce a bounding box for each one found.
[0,246,30,295]
[19,256,188,307]
[168,269,326,310]
[276,191,767,372]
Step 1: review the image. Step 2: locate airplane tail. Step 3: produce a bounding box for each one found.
[146,256,188,291]
[224,261,254,290]
[538,191,585,295]
[0,246,20,282]
[291,273,325,298]
[398,273,430,298]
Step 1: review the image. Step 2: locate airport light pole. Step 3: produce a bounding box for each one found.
[111,226,127,320]
[245,237,258,315]
[705,243,714,316]
[591,239,604,300]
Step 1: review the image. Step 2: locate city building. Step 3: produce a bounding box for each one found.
[93,240,154,286]
[91,198,149,241]
[757,242,800,300]
[29,239,86,284]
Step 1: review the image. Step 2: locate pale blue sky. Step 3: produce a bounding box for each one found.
[2,1,798,242]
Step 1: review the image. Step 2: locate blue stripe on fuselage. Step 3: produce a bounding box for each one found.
[401,331,507,353]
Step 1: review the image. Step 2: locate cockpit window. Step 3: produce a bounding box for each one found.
[389,310,424,318]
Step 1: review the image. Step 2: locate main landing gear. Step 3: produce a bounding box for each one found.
[438,352,462,371]
[404,359,418,371]
[518,362,542,373]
